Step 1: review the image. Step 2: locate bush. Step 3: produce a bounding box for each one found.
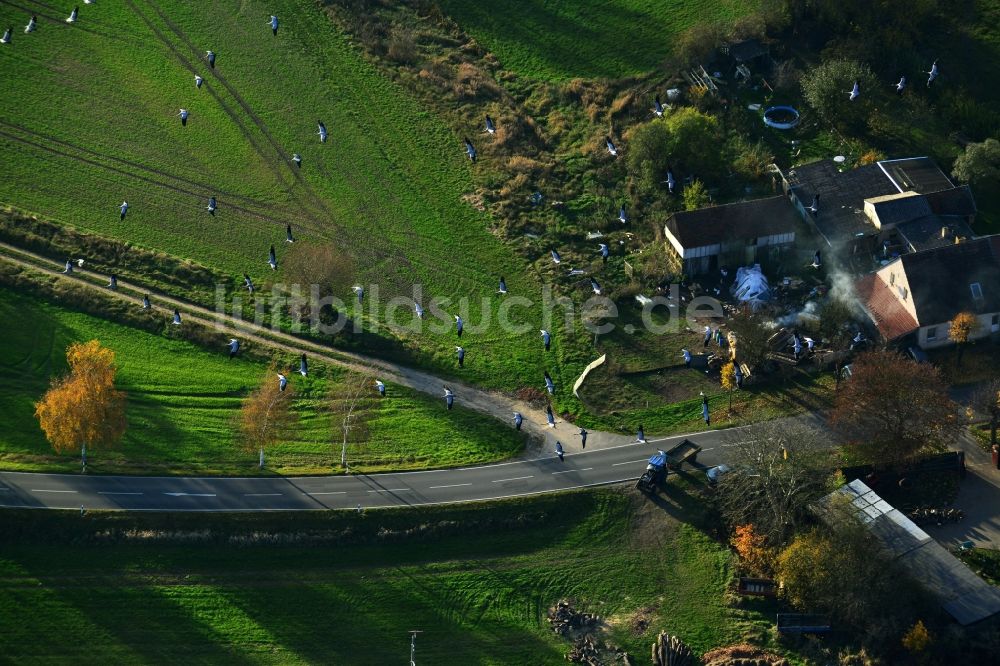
[952,138,1000,185]
[800,59,879,132]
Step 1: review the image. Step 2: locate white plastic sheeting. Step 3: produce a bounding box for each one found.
[733,264,770,310]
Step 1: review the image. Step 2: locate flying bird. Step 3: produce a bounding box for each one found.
[652,95,665,117]
[544,371,555,395]
[414,302,424,319]
[540,329,551,351]
[107,274,117,290]
[484,115,496,135]
[268,245,277,271]
[206,50,216,68]
[456,346,465,368]
[664,166,676,194]
[227,338,240,359]
[598,243,609,264]
[141,294,151,309]
[926,60,938,87]
[352,285,364,305]
[66,6,78,23]
[172,309,182,325]
[285,224,295,243]
[206,196,217,216]
[25,16,36,33]
[498,276,508,295]
[894,76,906,94]
[513,411,523,431]
[278,373,288,391]
[1,27,11,44]
[63,259,74,274]
[590,278,602,295]
[292,153,301,167]
[605,137,619,157]
[443,387,454,410]
[567,268,586,276]
[555,441,564,461]
[811,250,822,269]
[636,424,647,444]
[269,15,279,36]
[243,273,255,294]
[806,193,819,216]
[375,380,386,396]
[178,109,189,126]
[194,74,203,88]
[454,315,463,337]
[317,120,327,143]
[463,137,477,163]
[617,204,628,224]
[550,249,561,264]
[298,353,308,377]
[119,201,128,220]
[847,80,860,101]
[545,405,555,428]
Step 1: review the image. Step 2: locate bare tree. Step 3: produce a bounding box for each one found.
[716,419,833,545]
[330,370,375,470]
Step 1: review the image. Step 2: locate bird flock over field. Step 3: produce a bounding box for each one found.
[3,5,948,433]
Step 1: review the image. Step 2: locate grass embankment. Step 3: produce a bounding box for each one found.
[0,0,566,393]
[0,489,796,664]
[0,287,522,475]
[434,0,758,81]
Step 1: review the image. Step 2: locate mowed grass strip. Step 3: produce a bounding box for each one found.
[0,287,523,475]
[435,0,759,81]
[0,0,556,390]
[0,490,783,664]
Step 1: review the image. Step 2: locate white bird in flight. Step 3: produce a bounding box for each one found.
[927,60,938,87]
[464,137,477,162]
[206,50,216,68]
[317,120,327,143]
[1,27,11,44]
[269,15,279,36]
[606,137,618,157]
[894,76,906,94]
[178,109,189,126]
[25,15,37,33]
[278,373,288,391]
[206,196,217,215]
[119,201,128,220]
[172,309,182,325]
[227,338,240,359]
[285,224,295,243]
[540,329,551,351]
[414,302,424,319]
[292,153,302,167]
[298,353,308,377]
[268,245,277,271]
[498,276,508,295]
[550,249,561,264]
[546,405,556,428]
[375,380,386,396]
[617,204,628,224]
[598,243,609,264]
[664,166,676,194]
[194,75,203,88]
[243,273,255,294]
[590,278,602,295]
[484,115,496,135]
[141,294,151,309]
[66,6,78,23]
[454,315,463,337]
[847,81,860,101]
[652,95,665,117]
[352,285,364,305]
[443,387,454,410]
[544,371,555,395]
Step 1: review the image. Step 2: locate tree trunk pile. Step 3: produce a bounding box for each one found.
[548,600,601,637]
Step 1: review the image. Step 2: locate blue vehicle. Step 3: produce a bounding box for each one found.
[636,439,700,493]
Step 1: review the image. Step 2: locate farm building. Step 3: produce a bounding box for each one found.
[777,157,964,249]
[816,480,1000,626]
[663,196,797,276]
[855,235,1000,348]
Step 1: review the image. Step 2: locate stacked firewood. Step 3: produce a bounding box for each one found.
[651,632,692,666]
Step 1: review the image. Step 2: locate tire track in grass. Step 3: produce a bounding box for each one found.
[0,119,301,217]
[123,0,326,230]
[142,0,338,227]
[0,127,315,234]
[4,0,137,45]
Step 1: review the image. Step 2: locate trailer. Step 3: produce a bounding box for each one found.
[635,439,702,494]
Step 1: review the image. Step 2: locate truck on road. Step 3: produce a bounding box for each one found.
[635,439,702,494]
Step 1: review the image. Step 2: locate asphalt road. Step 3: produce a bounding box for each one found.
[0,429,740,512]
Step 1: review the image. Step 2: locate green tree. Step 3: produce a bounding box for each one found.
[952,139,1000,185]
[625,108,722,194]
[682,179,711,211]
[800,59,879,131]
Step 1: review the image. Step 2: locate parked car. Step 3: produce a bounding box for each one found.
[906,346,929,363]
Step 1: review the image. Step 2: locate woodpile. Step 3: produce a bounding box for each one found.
[548,600,601,637]
[700,643,788,666]
[651,632,692,666]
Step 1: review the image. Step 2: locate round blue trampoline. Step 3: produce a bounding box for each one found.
[763,106,800,130]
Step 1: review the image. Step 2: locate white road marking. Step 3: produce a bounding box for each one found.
[307,491,346,495]
[0,487,12,492]
[163,492,216,497]
[552,468,593,475]
[244,493,283,497]
[31,489,77,493]
[492,476,533,483]
[429,483,472,489]
[700,447,715,452]
[367,488,412,493]
[98,491,143,496]
[611,459,647,466]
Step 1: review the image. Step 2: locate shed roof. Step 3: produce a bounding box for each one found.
[664,196,798,250]
[817,480,1000,625]
[924,185,978,217]
[785,161,897,243]
[866,192,933,227]
[896,215,977,252]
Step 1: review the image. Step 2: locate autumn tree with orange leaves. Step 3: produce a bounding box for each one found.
[34,340,127,471]
[238,367,296,468]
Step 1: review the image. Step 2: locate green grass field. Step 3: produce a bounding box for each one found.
[0,287,523,475]
[0,0,569,393]
[0,489,797,664]
[435,0,758,81]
